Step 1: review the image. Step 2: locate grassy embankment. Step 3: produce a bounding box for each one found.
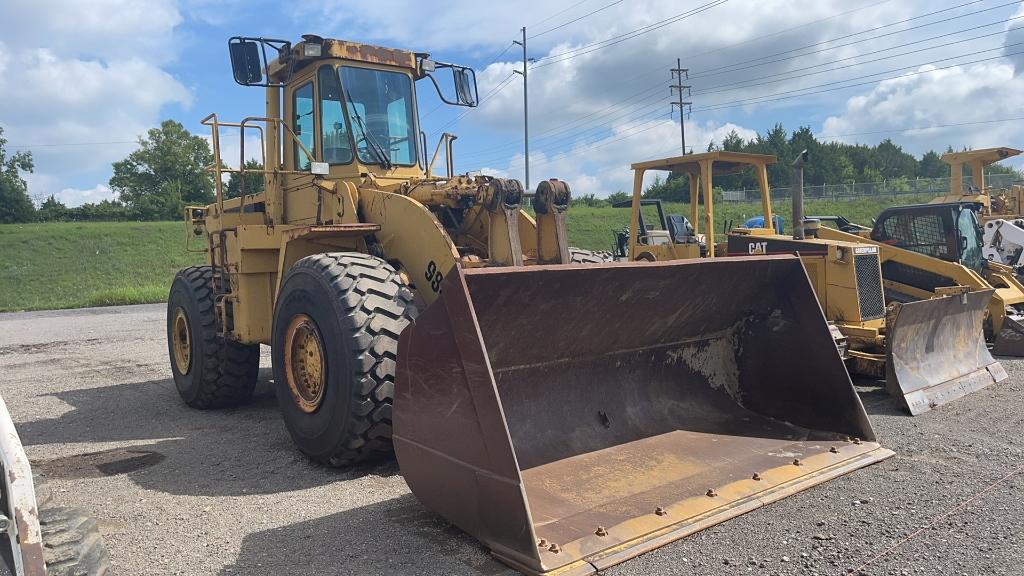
[0,194,933,312]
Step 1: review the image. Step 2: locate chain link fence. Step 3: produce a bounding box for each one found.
[720,173,1021,202]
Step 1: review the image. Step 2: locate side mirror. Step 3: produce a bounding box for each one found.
[453,67,477,106]
[227,37,292,87]
[419,58,479,108]
[229,40,264,85]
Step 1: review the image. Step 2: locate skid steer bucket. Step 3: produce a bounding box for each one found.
[394,256,893,576]
[886,290,1007,415]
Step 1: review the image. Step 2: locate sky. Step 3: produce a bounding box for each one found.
[2,0,1024,206]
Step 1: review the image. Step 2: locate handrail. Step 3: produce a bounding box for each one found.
[200,114,318,218]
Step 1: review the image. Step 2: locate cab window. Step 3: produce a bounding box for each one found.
[957,208,983,272]
[293,81,315,170]
[318,66,353,165]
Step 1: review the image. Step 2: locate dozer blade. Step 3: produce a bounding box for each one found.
[886,290,1007,415]
[991,309,1024,357]
[393,256,893,576]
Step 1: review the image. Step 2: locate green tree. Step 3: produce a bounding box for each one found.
[918,150,946,178]
[37,195,68,221]
[110,120,214,220]
[0,127,36,223]
[226,159,265,199]
[606,191,630,205]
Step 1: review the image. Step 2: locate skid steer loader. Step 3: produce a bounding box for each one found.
[166,35,892,575]
[617,151,1004,415]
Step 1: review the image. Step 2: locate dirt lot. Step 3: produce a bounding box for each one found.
[0,303,1021,575]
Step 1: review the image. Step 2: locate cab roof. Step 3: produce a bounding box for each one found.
[630,151,777,176]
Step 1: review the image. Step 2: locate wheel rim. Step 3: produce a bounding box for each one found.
[171,307,192,374]
[284,314,326,414]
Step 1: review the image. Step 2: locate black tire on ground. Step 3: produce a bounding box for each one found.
[271,253,417,467]
[35,478,112,576]
[166,266,260,409]
[568,247,613,264]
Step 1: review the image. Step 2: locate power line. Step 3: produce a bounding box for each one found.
[690,44,1024,114]
[527,0,597,28]
[688,0,1015,81]
[530,0,729,69]
[528,0,629,39]
[694,17,1022,97]
[8,140,135,149]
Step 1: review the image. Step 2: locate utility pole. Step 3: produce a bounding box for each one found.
[513,28,530,190]
[670,58,691,155]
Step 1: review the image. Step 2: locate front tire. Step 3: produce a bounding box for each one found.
[35,479,113,576]
[167,266,260,409]
[271,253,417,466]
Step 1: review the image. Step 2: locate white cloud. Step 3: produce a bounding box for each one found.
[820,61,1024,156]
[481,118,758,197]
[0,0,189,205]
[56,184,117,207]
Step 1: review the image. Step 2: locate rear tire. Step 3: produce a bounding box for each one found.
[569,247,613,264]
[271,253,417,466]
[35,478,112,576]
[167,266,260,409]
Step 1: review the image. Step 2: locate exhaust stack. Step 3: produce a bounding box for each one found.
[791,149,809,240]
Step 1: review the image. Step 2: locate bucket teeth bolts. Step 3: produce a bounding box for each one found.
[537,539,548,548]
[595,526,608,537]
[548,543,561,554]
[752,472,762,481]
[853,437,862,445]
[793,458,802,466]
[655,506,668,515]
[829,446,839,454]
[706,489,717,497]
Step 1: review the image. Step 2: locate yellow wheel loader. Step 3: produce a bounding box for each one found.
[167,35,892,575]
[616,151,1005,415]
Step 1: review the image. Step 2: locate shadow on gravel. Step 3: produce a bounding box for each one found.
[855,387,908,417]
[19,368,397,497]
[219,493,514,576]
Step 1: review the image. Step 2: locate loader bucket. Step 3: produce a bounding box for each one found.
[886,290,1007,415]
[393,256,894,576]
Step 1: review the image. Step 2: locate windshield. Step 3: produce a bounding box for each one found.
[339,66,417,167]
[957,208,983,272]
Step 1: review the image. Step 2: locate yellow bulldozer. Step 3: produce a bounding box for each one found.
[166,35,892,575]
[614,151,1006,415]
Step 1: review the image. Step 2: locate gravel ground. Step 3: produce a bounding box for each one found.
[0,303,1020,575]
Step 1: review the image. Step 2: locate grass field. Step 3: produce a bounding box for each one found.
[0,194,935,312]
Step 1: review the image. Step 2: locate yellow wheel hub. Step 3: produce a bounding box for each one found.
[284,315,326,413]
[172,307,192,374]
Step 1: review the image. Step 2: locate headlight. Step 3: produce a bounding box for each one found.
[304,43,322,57]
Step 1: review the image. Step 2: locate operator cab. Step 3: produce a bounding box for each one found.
[611,199,703,259]
[226,35,478,179]
[871,202,985,273]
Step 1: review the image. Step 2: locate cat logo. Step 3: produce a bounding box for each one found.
[748,241,767,255]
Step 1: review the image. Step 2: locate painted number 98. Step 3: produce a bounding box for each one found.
[425,260,444,293]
